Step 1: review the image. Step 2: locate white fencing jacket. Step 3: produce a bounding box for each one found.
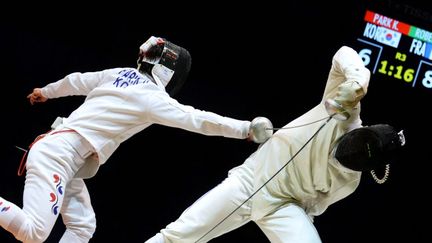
[245,46,371,220]
[41,68,250,178]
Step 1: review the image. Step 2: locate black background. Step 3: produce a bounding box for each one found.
[1,0,430,242]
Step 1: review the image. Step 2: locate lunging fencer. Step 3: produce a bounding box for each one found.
[145,46,406,243]
[0,36,273,243]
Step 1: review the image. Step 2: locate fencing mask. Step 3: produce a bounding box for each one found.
[335,124,405,171]
[138,37,192,96]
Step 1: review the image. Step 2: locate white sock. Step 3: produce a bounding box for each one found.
[145,233,166,243]
[59,230,90,243]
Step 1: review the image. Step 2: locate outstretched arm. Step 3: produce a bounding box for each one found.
[147,94,272,143]
[26,69,108,106]
[37,70,109,100]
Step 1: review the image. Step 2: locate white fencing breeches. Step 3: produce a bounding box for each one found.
[145,163,321,243]
[59,178,96,243]
[0,131,96,243]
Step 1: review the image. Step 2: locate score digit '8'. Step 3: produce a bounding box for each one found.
[423,70,432,88]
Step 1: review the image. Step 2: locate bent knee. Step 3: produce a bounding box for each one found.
[66,220,97,240]
[15,224,51,243]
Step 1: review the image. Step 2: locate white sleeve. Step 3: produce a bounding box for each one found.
[147,93,251,139]
[41,70,108,99]
[322,46,371,102]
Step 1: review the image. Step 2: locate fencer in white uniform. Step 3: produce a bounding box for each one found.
[0,36,273,243]
[145,46,406,243]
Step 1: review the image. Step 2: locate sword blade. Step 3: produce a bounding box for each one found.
[15,145,28,153]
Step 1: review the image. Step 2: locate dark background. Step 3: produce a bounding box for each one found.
[1,0,430,242]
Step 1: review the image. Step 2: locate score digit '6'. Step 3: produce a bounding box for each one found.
[359,48,372,67]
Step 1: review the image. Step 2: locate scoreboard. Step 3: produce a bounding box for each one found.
[354,4,432,92]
